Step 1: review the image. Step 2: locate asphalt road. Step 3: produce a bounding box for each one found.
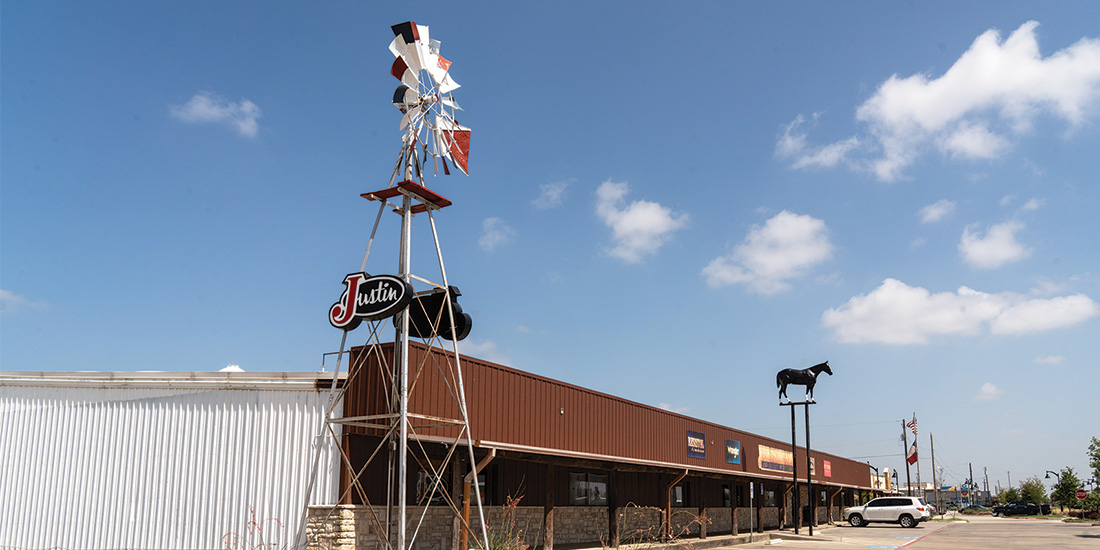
[734,514,1100,549]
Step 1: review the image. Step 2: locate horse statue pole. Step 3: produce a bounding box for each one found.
[777,361,833,536]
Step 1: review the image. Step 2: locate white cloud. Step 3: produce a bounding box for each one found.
[783,22,1100,181]
[918,199,956,223]
[938,121,1011,159]
[478,217,516,252]
[595,180,688,263]
[1033,355,1065,365]
[821,278,1099,344]
[776,115,861,169]
[170,91,261,138]
[702,211,832,294]
[990,294,1100,334]
[0,289,48,315]
[658,402,691,415]
[974,382,1002,401]
[958,221,1032,269]
[460,339,511,365]
[1019,198,1042,212]
[532,178,574,209]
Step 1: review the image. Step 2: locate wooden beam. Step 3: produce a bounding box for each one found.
[543,463,555,550]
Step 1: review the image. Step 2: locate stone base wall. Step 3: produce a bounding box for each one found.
[306,504,789,550]
[703,508,731,533]
[617,505,663,544]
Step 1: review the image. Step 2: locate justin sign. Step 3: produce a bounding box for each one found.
[329,273,414,330]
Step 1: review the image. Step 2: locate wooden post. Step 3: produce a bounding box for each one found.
[779,484,788,529]
[665,470,689,540]
[609,470,620,548]
[730,484,739,535]
[543,463,555,550]
[756,484,763,533]
[828,487,842,524]
[698,476,707,540]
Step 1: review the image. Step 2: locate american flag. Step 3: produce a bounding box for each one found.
[907,415,917,436]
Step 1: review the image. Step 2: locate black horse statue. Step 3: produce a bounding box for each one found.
[777,361,832,403]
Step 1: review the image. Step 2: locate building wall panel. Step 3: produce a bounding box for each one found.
[0,373,342,550]
[349,344,871,491]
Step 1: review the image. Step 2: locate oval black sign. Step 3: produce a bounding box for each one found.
[329,273,414,329]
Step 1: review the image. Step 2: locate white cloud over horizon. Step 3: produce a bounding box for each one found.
[478,217,516,252]
[461,339,511,365]
[779,21,1100,181]
[958,220,1032,269]
[919,199,957,224]
[821,278,1099,344]
[703,211,833,294]
[974,382,1002,401]
[595,180,688,263]
[170,91,261,138]
[532,178,574,209]
[0,289,49,315]
[1033,355,1065,365]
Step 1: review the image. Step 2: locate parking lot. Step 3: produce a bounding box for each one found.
[733,514,1100,549]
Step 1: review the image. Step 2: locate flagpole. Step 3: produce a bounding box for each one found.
[912,414,921,498]
[902,420,912,496]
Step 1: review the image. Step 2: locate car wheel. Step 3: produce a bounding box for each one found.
[848,514,864,527]
[898,514,915,528]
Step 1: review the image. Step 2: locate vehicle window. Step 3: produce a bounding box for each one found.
[868,499,886,507]
[890,498,909,506]
[918,499,927,506]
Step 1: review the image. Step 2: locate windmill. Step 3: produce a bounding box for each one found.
[297,21,487,550]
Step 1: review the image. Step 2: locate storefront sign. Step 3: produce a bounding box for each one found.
[329,273,414,329]
[758,445,793,474]
[824,460,832,478]
[725,439,741,464]
[686,430,706,459]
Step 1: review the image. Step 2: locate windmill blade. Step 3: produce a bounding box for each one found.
[392,85,419,112]
[440,97,462,111]
[390,57,420,89]
[436,118,470,175]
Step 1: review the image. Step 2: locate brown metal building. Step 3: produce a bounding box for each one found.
[323,342,875,549]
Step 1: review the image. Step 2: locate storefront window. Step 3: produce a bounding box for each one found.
[569,472,609,506]
[722,485,732,508]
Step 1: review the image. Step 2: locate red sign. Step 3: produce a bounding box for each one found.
[1077,489,1088,500]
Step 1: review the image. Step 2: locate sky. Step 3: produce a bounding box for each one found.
[3,1,1099,495]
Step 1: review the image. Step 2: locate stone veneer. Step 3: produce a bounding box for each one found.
[305,505,791,550]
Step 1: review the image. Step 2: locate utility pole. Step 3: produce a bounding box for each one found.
[969,463,975,507]
[1008,471,1012,489]
[931,434,938,512]
[983,467,989,503]
[902,420,912,496]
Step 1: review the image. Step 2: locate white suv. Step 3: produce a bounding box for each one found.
[843,496,931,528]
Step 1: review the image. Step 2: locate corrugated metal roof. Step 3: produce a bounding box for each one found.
[0,371,343,550]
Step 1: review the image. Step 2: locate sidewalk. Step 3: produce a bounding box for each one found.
[545,523,842,550]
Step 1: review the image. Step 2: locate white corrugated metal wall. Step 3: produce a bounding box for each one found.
[0,372,343,550]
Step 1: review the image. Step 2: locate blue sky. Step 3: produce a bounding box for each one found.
[3,2,1098,493]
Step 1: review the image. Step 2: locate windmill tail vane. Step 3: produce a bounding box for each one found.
[388,21,470,185]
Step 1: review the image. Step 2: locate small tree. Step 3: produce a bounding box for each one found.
[1089,437,1100,486]
[1050,468,1082,511]
[1001,487,1021,503]
[1019,476,1047,504]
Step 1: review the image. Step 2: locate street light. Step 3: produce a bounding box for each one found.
[1045,470,1061,482]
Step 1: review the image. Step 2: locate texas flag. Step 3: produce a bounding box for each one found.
[906,442,918,465]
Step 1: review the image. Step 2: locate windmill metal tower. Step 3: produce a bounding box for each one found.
[296,21,486,550]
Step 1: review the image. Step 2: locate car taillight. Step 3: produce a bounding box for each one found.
[917,507,925,511]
